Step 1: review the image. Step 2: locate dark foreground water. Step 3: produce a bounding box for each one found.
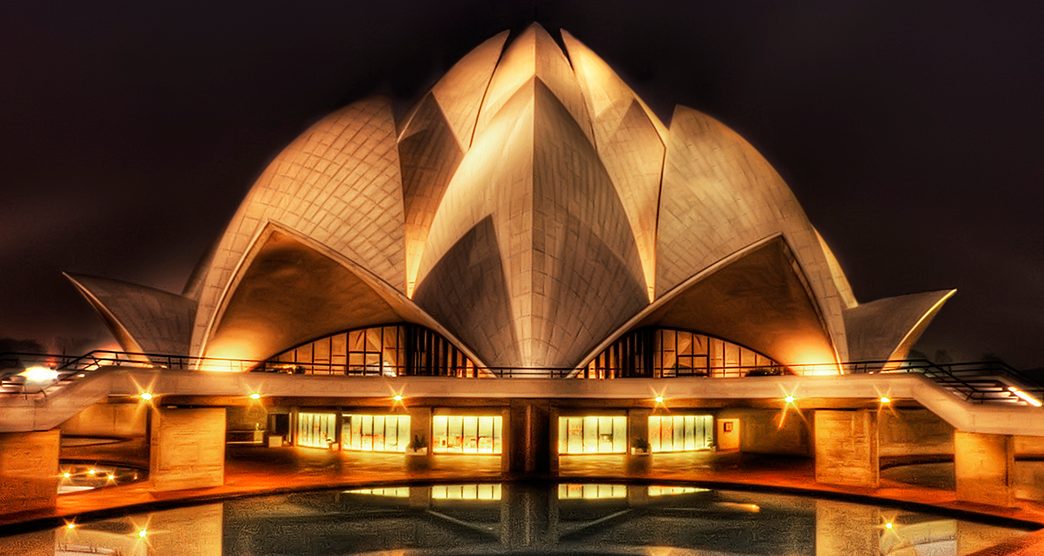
[0,482,1034,555]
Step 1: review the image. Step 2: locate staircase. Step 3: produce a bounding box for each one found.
[875,359,1043,406]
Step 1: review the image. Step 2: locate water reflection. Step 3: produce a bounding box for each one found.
[57,463,145,494]
[1,483,1032,555]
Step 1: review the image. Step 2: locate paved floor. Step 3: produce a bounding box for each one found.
[1,441,1043,553]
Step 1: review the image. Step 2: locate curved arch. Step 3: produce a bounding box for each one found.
[200,222,487,370]
[191,96,406,356]
[574,235,840,375]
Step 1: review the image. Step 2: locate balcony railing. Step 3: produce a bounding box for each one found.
[1,350,1040,406]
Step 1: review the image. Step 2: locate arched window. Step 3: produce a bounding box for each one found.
[264,323,477,377]
[581,327,781,378]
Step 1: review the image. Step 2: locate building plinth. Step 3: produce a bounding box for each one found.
[814,409,879,488]
[954,431,1015,507]
[0,429,60,515]
[150,407,226,491]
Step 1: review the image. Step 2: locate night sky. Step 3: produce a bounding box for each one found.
[1,1,1042,366]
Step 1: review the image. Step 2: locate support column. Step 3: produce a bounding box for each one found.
[150,407,226,491]
[0,429,60,514]
[407,406,432,462]
[814,409,879,488]
[954,431,1015,507]
[627,408,651,453]
[509,400,551,475]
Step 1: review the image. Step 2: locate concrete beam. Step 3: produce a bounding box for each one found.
[954,431,1015,507]
[814,410,879,488]
[149,407,226,492]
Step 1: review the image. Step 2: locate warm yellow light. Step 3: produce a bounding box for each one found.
[87,468,96,476]
[784,395,795,404]
[106,473,116,482]
[139,392,153,401]
[654,395,664,404]
[249,393,261,400]
[64,521,76,530]
[884,521,894,530]
[392,394,403,402]
[1008,386,1043,407]
[137,528,148,539]
[62,471,72,479]
[21,366,59,383]
[880,396,891,404]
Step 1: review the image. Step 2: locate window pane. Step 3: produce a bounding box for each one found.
[433,415,448,452]
[613,416,626,453]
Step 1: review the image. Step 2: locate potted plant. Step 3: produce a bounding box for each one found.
[631,437,650,456]
[407,434,428,455]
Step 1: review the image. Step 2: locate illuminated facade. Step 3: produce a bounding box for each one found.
[60,25,960,462]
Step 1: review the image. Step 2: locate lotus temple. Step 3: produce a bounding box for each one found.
[1,24,1043,554]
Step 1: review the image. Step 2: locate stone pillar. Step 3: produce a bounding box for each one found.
[509,400,551,474]
[549,406,560,473]
[0,429,60,514]
[814,409,879,488]
[407,406,432,462]
[628,408,651,453]
[954,431,1015,507]
[150,407,226,491]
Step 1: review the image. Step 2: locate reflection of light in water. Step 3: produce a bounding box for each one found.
[558,483,627,499]
[432,484,501,500]
[714,502,761,513]
[647,486,710,497]
[343,487,410,498]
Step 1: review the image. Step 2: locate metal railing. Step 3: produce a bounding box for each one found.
[1,350,1041,406]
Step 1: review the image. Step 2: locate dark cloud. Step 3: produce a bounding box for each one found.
[1,0,1041,366]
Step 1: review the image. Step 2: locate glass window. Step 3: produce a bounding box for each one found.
[432,415,502,454]
[341,414,410,452]
[296,412,337,448]
[648,415,714,453]
[558,416,627,454]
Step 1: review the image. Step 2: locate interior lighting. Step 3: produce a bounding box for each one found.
[1008,387,1043,407]
[21,366,59,383]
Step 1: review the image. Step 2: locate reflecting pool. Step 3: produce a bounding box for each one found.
[0,482,1035,554]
